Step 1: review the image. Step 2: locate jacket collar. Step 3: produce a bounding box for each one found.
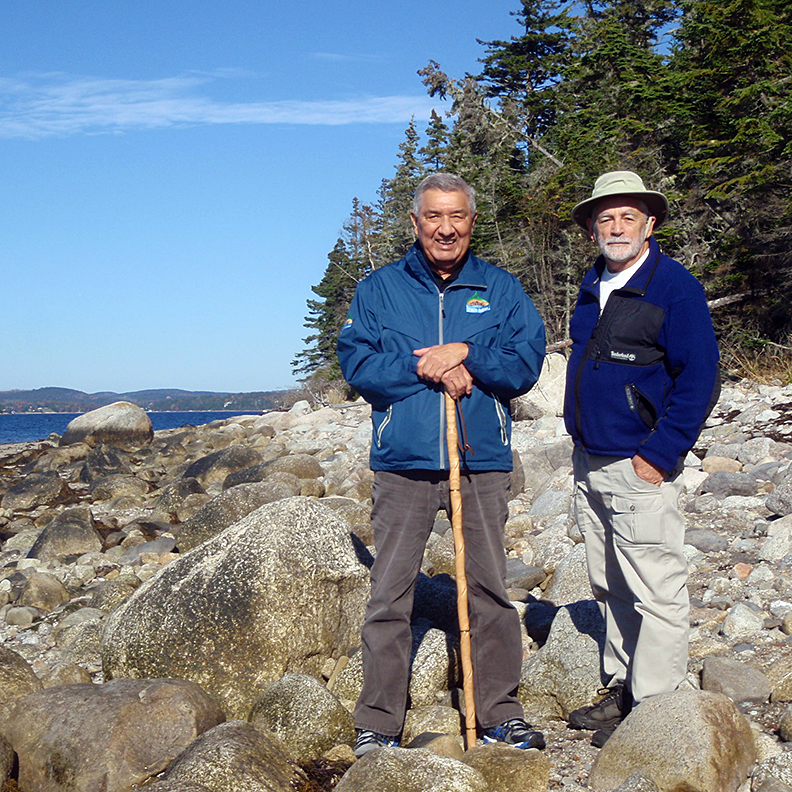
[405,243,488,290]
[583,237,661,296]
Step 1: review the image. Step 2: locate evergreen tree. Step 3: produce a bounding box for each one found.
[418,110,450,172]
[376,120,424,264]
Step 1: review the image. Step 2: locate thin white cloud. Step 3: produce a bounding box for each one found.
[0,72,438,139]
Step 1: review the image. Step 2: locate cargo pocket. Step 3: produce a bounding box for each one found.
[611,491,664,545]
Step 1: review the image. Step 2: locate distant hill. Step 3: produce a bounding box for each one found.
[0,387,294,413]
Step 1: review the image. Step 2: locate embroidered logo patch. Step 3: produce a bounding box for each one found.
[466,292,490,313]
[341,317,353,330]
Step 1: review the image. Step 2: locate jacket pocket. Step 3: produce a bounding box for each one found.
[625,383,658,429]
[374,404,393,449]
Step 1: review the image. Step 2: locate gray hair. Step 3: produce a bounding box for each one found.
[412,173,477,216]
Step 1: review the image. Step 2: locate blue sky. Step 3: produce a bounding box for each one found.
[1,1,523,394]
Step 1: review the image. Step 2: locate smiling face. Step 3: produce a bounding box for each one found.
[588,196,656,272]
[410,189,477,277]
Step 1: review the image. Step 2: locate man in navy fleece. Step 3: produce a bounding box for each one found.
[563,171,720,747]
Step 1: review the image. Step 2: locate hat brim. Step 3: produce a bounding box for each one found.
[571,192,669,231]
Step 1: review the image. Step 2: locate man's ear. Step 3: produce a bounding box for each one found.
[645,215,657,239]
[471,212,478,230]
[586,217,595,242]
[410,212,419,237]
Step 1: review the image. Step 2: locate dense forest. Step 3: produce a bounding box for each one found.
[293,0,791,399]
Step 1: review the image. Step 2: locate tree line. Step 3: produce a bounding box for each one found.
[293,0,791,399]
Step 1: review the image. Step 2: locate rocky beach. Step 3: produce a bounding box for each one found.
[1,356,792,791]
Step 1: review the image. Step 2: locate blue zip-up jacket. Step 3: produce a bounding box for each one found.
[563,237,720,473]
[337,244,545,472]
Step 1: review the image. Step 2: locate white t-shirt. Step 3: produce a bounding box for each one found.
[599,248,650,313]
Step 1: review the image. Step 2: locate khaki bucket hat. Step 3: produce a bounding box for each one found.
[571,171,669,230]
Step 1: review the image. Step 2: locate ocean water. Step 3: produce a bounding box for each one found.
[0,411,262,445]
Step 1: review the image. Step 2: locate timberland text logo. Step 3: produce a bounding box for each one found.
[611,350,636,361]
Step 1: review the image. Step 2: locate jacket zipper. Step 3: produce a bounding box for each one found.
[375,404,393,448]
[438,290,446,468]
[494,399,509,445]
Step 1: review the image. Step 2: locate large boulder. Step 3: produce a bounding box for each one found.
[102,497,369,718]
[182,446,263,487]
[1,471,73,512]
[589,690,755,792]
[335,747,488,792]
[519,600,605,719]
[461,744,550,792]
[28,507,103,561]
[6,678,224,792]
[0,646,43,735]
[512,352,567,420]
[176,480,301,552]
[143,720,308,792]
[60,401,153,450]
[248,673,354,762]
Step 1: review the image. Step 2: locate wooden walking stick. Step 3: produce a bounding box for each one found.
[445,390,477,749]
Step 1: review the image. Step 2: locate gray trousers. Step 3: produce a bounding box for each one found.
[354,470,524,736]
[573,449,688,705]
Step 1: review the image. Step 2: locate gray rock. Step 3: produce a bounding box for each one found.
[335,747,488,792]
[701,656,771,705]
[461,744,550,792]
[512,352,567,420]
[102,497,369,719]
[519,600,605,719]
[505,558,546,592]
[409,626,460,708]
[182,446,263,487]
[1,471,73,512]
[117,535,176,566]
[403,706,461,744]
[685,528,729,553]
[150,477,206,521]
[723,603,766,640]
[18,571,70,612]
[78,444,131,482]
[700,471,759,498]
[0,646,43,734]
[89,473,149,502]
[751,752,792,789]
[223,453,324,490]
[248,673,354,762]
[60,401,153,450]
[589,690,754,792]
[544,542,591,606]
[177,479,299,552]
[7,678,224,792]
[738,437,779,465]
[151,720,308,792]
[529,489,571,518]
[759,516,792,562]
[28,507,103,561]
[768,480,792,517]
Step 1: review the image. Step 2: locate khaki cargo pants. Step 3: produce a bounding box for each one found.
[573,448,688,706]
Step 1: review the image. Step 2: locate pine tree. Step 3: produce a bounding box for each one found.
[418,110,450,172]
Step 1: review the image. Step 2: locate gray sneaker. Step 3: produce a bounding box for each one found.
[353,729,400,757]
[568,685,631,731]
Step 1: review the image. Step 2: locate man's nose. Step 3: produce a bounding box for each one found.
[438,216,454,235]
[611,218,625,235]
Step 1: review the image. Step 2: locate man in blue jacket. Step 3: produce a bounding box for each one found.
[564,171,720,747]
[338,173,546,756]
